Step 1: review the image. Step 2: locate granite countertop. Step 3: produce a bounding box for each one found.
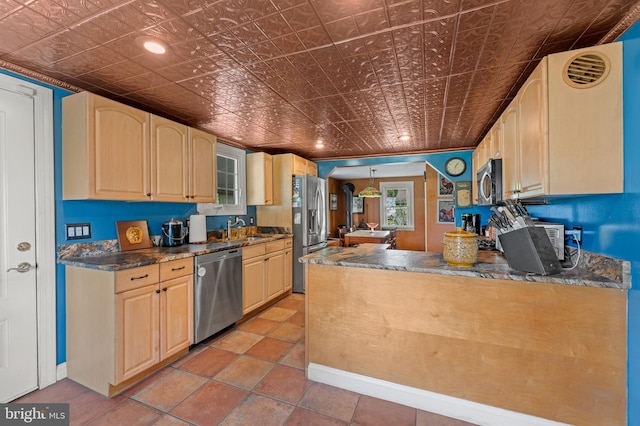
[299,244,630,290]
[58,234,291,271]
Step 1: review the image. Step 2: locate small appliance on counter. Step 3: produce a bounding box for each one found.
[189,213,207,244]
[161,218,187,247]
[461,213,480,235]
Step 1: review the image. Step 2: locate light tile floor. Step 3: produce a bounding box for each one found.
[16,293,476,425]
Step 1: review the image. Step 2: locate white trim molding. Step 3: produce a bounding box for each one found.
[56,363,67,382]
[32,78,57,390]
[307,363,570,426]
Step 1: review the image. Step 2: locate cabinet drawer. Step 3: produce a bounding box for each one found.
[284,238,292,248]
[266,239,285,253]
[115,265,159,293]
[243,243,266,260]
[160,258,193,281]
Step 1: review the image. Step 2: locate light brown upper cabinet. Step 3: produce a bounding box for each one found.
[472,121,502,203]
[188,128,217,203]
[63,92,151,201]
[501,99,519,198]
[247,152,274,205]
[63,92,216,202]
[514,60,548,198]
[151,116,189,202]
[477,41,623,202]
[257,153,317,227]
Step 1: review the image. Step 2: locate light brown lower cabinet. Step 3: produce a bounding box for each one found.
[242,238,291,315]
[284,238,293,292]
[67,258,193,396]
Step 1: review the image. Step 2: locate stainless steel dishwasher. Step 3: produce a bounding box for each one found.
[193,248,242,344]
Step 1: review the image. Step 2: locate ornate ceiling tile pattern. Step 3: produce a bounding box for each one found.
[0,0,638,159]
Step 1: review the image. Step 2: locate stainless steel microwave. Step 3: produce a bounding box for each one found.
[476,158,503,206]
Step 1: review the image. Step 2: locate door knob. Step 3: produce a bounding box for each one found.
[7,262,33,273]
[17,242,31,252]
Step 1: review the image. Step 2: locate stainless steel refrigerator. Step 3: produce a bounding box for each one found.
[292,174,328,293]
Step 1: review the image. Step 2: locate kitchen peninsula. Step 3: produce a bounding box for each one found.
[300,245,628,425]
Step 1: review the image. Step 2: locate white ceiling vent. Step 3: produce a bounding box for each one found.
[562,51,611,89]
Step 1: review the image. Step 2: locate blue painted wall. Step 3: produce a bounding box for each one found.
[4,20,640,421]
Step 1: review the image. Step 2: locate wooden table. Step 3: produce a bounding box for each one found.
[344,230,391,246]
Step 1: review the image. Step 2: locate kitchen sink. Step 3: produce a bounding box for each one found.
[246,235,273,241]
[237,235,272,242]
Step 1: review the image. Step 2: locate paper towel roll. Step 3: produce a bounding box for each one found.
[189,214,207,243]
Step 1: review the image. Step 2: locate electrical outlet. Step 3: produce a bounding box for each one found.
[564,226,582,244]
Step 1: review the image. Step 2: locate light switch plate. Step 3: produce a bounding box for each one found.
[66,223,91,240]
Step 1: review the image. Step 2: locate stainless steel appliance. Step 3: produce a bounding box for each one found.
[162,218,187,247]
[193,249,242,343]
[476,159,503,206]
[292,174,328,293]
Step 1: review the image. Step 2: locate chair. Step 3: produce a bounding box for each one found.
[338,227,348,247]
[387,228,397,249]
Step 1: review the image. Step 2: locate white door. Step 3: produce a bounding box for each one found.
[0,85,38,402]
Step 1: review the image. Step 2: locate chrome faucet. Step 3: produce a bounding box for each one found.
[227,217,246,238]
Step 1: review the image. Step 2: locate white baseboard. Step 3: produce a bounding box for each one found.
[307,363,569,426]
[56,363,67,381]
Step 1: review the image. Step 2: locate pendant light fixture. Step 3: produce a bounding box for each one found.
[359,167,382,198]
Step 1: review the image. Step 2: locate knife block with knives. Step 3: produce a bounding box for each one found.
[491,200,562,275]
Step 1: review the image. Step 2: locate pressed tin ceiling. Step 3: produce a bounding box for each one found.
[1,0,639,160]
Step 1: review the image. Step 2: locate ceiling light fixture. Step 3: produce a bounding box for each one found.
[399,134,411,141]
[135,36,169,55]
[359,167,382,198]
[315,139,324,148]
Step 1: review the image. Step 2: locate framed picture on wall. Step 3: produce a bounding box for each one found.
[437,199,455,224]
[330,193,338,211]
[438,174,454,196]
[454,181,473,208]
[353,196,364,214]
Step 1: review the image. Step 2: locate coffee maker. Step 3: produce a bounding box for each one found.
[461,213,481,235]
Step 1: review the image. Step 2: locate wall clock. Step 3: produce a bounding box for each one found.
[444,157,466,177]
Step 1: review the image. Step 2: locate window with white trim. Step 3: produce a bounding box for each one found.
[197,143,246,216]
[380,181,414,230]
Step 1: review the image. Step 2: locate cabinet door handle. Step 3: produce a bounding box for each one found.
[171,266,185,271]
[162,287,168,292]
[155,289,161,294]
[131,274,149,281]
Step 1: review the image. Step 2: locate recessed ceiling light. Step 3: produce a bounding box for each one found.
[315,139,325,148]
[399,134,411,141]
[135,36,169,55]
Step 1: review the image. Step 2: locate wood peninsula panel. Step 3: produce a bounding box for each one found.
[305,264,626,425]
